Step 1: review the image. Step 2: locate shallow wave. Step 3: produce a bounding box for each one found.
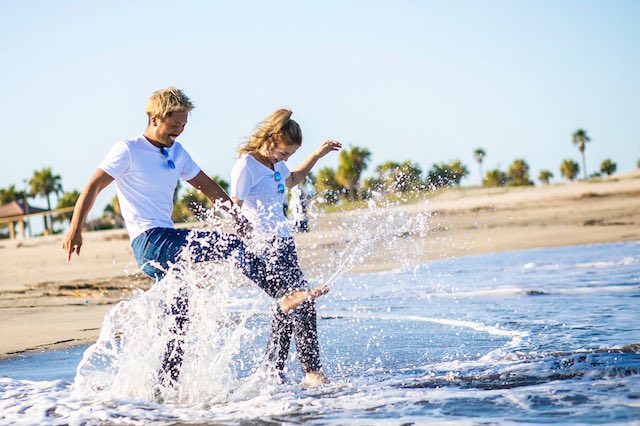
[416,284,639,299]
[408,345,640,395]
[522,256,639,272]
[323,311,527,339]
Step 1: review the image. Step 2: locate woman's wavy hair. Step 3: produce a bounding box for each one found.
[238,108,302,156]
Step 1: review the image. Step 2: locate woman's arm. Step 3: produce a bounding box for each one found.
[287,140,341,188]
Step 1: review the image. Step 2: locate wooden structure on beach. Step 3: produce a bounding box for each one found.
[0,200,73,240]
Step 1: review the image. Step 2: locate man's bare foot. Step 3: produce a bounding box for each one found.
[302,370,330,387]
[279,284,329,314]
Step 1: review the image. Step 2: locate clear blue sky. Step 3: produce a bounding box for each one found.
[1,0,639,215]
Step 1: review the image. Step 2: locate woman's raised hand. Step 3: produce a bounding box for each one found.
[315,140,342,158]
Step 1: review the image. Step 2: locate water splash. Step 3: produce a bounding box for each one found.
[72,260,266,404]
[70,193,435,404]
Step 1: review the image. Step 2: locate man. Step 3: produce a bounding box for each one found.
[63,87,325,387]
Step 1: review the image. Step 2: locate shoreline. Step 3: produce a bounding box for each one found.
[1,171,639,359]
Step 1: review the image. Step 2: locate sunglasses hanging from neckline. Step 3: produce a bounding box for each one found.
[274,171,285,193]
[160,147,176,169]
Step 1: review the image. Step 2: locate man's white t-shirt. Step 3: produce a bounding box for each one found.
[99,135,201,240]
[230,154,292,238]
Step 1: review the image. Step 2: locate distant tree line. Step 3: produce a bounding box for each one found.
[312,128,627,202]
[312,145,471,204]
[0,127,636,236]
[478,129,621,187]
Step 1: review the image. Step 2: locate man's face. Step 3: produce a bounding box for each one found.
[150,111,189,146]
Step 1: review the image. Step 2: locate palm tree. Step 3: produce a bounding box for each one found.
[103,194,121,217]
[315,167,342,204]
[572,129,591,180]
[336,145,372,200]
[29,167,63,233]
[172,174,231,221]
[483,169,508,187]
[427,160,469,188]
[362,176,384,194]
[473,148,486,184]
[392,161,423,192]
[369,161,399,193]
[538,170,554,185]
[599,159,617,176]
[376,161,401,180]
[178,188,211,220]
[211,175,230,193]
[0,185,26,205]
[560,159,580,181]
[507,159,533,186]
[372,160,423,192]
[55,190,80,223]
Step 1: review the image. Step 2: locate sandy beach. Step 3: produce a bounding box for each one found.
[1,171,638,359]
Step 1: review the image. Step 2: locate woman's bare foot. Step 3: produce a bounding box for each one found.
[302,370,330,387]
[279,284,329,314]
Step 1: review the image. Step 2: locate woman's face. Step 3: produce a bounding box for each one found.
[264,140,299,164]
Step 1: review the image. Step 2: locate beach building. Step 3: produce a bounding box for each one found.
[0,200,48,239]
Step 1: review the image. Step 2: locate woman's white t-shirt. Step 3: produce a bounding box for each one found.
[230,154,292,238]
[99,136,201,240]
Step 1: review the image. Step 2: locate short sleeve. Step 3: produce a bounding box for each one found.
[178,145,201,181]
[278,161,291,180]
[98,141,131,179]
[230,158,253,200]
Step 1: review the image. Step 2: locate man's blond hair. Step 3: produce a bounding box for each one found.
[145,86,194,119]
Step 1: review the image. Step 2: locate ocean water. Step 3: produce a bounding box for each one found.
[1,239,638,425]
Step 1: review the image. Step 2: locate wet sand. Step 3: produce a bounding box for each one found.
[1,171,639,358]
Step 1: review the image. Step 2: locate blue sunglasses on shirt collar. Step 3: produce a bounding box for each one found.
[274,171,285,193]
[160,147,176,169]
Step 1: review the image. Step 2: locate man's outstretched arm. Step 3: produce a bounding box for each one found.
[62,169,114,262]
[187,171,232,205]
[187,171,251,236]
